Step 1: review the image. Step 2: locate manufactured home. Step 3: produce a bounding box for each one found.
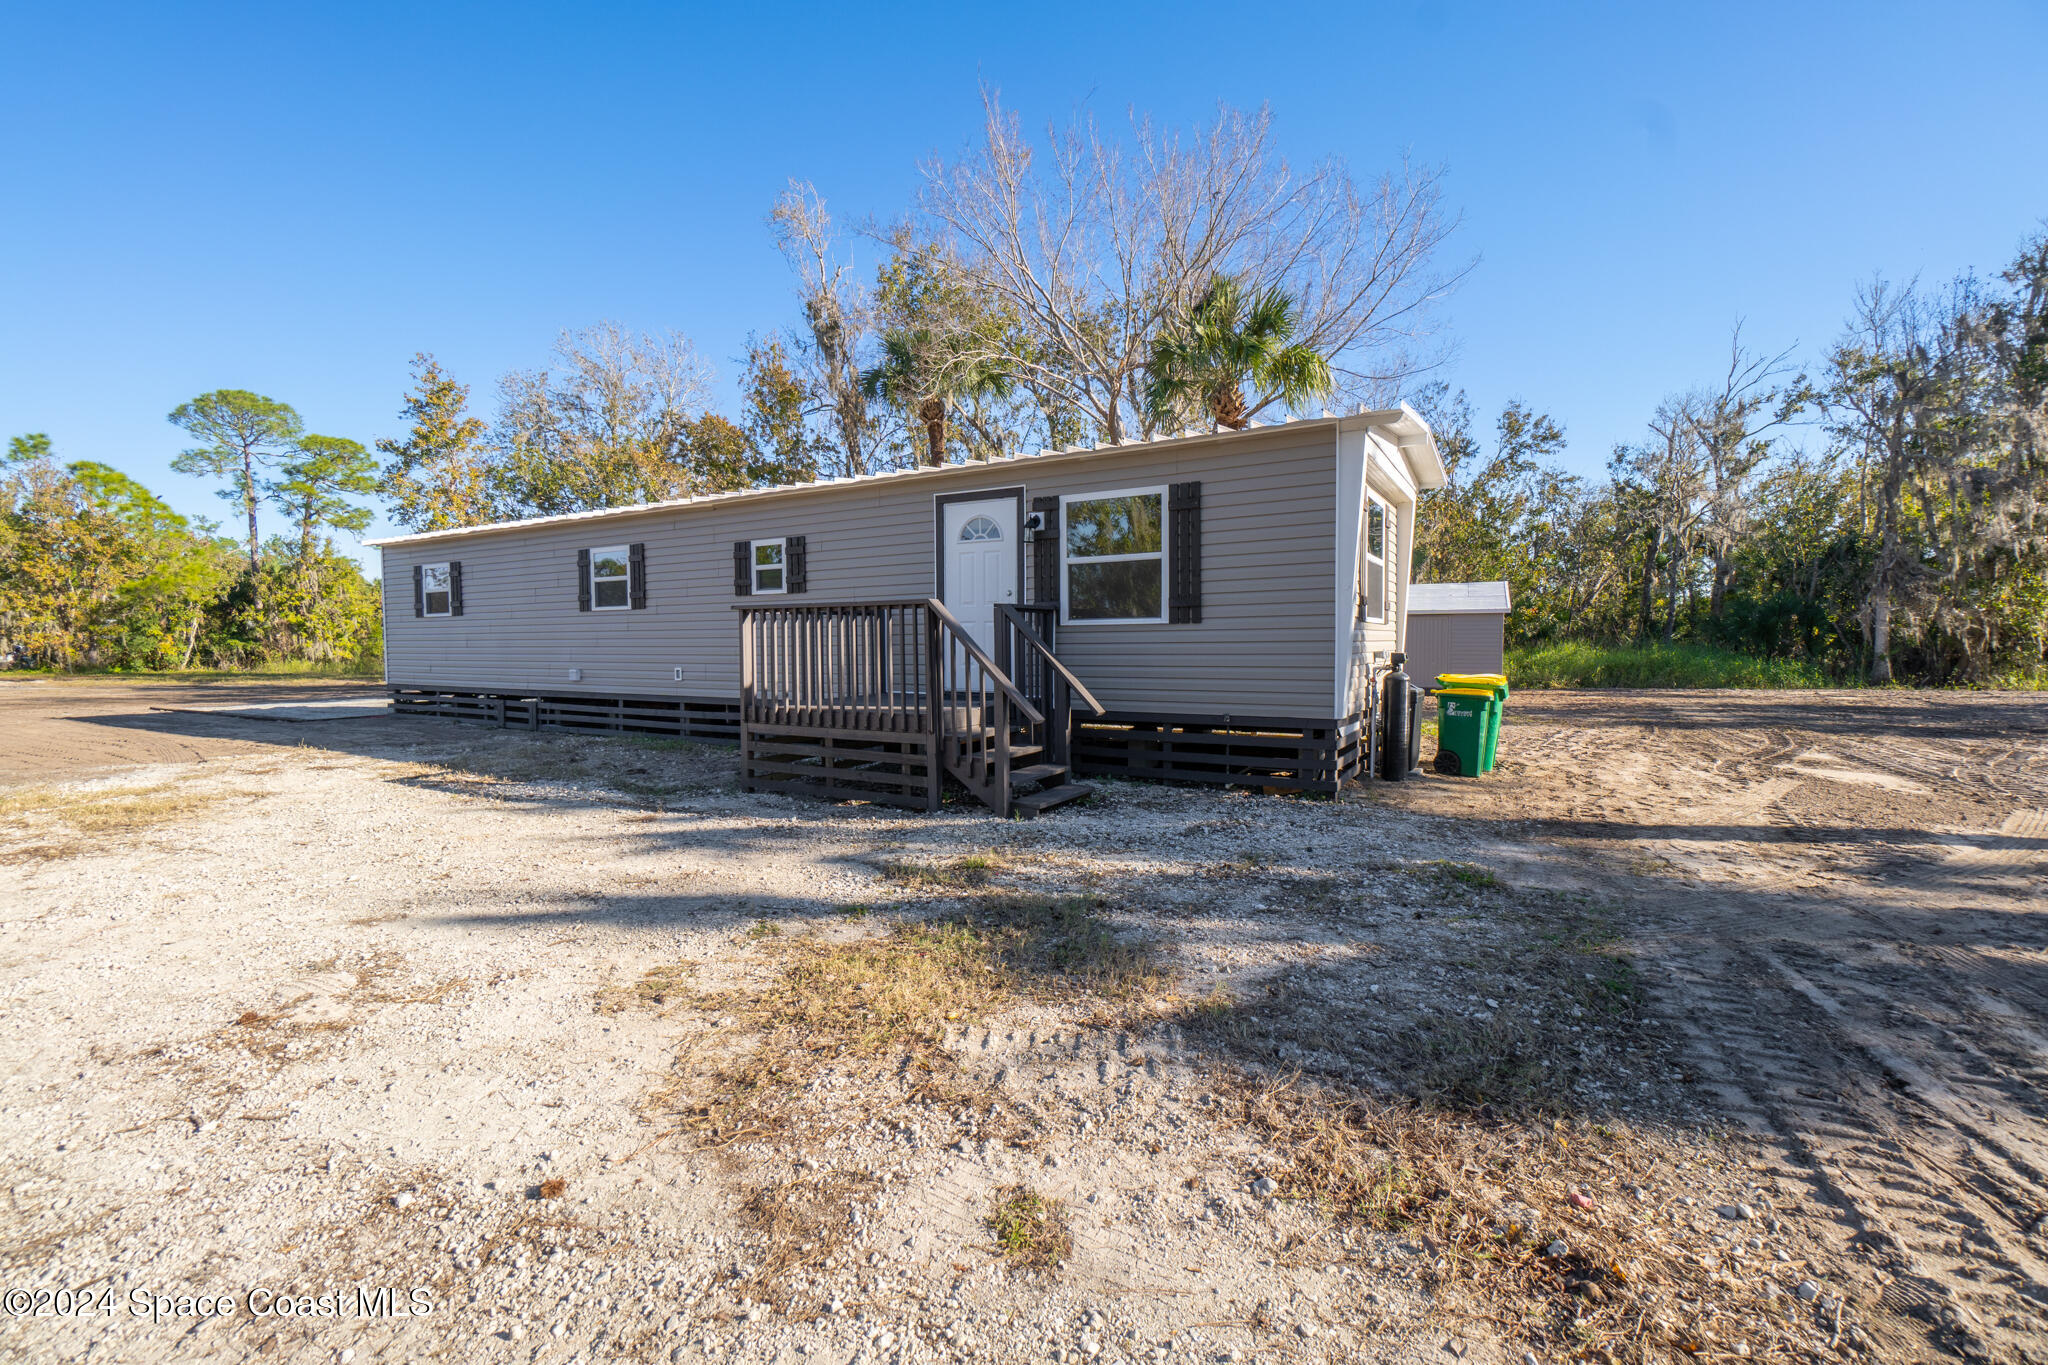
[370,409,1444,815]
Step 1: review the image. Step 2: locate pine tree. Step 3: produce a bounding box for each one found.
[376,353,495,531]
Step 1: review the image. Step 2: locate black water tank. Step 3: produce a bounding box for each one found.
[1380,653,1412,781]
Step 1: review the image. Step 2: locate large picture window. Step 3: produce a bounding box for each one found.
[589,545,631,610]
[1362,496,1388,623]
[1062,488,1165,623]
[421,563,453,617]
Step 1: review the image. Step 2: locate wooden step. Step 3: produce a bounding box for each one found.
[1007,742,1044,761]
[1008,762,1068,789]
[1012,782,1095,818]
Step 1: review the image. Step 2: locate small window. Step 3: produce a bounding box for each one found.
[958,515,1003,543]
[752,537,786,594]
[1361,497,1388,624]
[590,545,631,610]
[1062,488,1165,624]
[422,562,453,617]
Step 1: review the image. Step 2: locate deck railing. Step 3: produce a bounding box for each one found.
[737,599,933,733]
[735,598,1048,813]
[995,604,1106,769]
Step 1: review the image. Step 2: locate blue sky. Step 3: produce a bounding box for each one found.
[4,2,2044,573]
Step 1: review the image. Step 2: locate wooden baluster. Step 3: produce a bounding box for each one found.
[992,680,1009,816]
[747,610,756,722]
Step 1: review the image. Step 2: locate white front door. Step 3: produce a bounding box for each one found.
[940,496,1019,658]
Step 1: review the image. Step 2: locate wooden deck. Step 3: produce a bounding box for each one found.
[735,599,1101,816]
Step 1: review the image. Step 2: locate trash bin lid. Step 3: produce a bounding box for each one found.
[1436,672,1507,688]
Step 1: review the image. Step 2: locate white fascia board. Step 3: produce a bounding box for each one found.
[1333,426,1368,719]
[1365,430,1419,502]
[1341,403,1445,491]
[1394,495,1416,657]
[367,414,1351,549]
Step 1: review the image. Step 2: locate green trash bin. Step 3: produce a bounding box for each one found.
[1438,673,1509,772]
[1431,688,1493,776]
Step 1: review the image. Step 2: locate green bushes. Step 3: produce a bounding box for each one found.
[1504,642,1831,690]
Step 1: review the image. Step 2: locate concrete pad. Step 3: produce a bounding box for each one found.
[149,695,391,722]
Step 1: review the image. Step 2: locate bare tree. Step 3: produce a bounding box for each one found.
[770,182,878,476]
[1684,326,1810,623]
[494,321,715,514]
[1825,279,1942,683]
[1614,398,1713,642]
[917,90,1467,444]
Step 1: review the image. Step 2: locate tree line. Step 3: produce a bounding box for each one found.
[1414,231,2048,685]
[5,90,2042,684]
[1,398,382,671]
[375,93,1457,532]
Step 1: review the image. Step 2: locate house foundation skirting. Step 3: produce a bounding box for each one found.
[389,689,1375,795]
[387,687,742,743]
[738,722,941,811]
[1072,711,1367,794]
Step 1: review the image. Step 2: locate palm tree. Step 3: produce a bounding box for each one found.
[1145,275,1333,431]
[861,329,1013,466]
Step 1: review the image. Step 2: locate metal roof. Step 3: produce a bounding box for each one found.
[1407,580,1512,615]
[365,407,1442,548]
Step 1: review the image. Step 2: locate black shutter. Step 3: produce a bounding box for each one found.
[628,543,647,609]
[1031,496,1060,607]
[576,548,591,612]
[786,535,807,593]
[733,541,752,596]
[1169,481,1202,624]
[448,561,464,617]
[412,564,424,618]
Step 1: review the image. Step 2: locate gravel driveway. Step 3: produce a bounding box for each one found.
[3,678,2041,1364]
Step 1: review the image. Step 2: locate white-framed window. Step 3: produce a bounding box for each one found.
[589,545,632,610]
[958,514,1003,543]
[1361,495,1388,624]
[1061,487,1166,624]
[422,562,453,617]
[751,537,787,594]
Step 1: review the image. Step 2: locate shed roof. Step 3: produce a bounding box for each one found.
[1407,580,1512,615]
[366,407,1443,548]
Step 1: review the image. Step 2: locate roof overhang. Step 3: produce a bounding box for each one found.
[1408,580,1513,614]
[365,406,1447,549]
[1340,402,1446,491]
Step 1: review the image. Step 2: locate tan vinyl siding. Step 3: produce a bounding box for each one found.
[1403,611,1506,686]
[380,429,1338,719]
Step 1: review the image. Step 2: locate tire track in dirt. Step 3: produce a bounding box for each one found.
[1652,915,2048,1361]
[1444,691,2048,1361]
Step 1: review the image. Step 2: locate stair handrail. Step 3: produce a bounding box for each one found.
[995,605,1107,716]
[924,598,1045,726]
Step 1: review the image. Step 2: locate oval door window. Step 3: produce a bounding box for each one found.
[958,515,1003,542]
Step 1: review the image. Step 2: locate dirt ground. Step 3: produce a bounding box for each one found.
[0,678,2043,1365]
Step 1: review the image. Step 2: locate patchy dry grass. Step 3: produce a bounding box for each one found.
[1220,1074,1791,1361]
[876,853,1006,891]
[740,1169,884,1304]
[750,895,1163,1059]
[1428,860,1502,889]
[1387,913,1641,1115]
[0,782,239,861]
[985,1185,1070,1272]
[597,962,696,1015]
[672,895,1164,1146]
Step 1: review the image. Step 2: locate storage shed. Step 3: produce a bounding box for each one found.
[1403,581,1510,683]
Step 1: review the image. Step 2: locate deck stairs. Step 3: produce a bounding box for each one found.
[736,598,1106,818]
